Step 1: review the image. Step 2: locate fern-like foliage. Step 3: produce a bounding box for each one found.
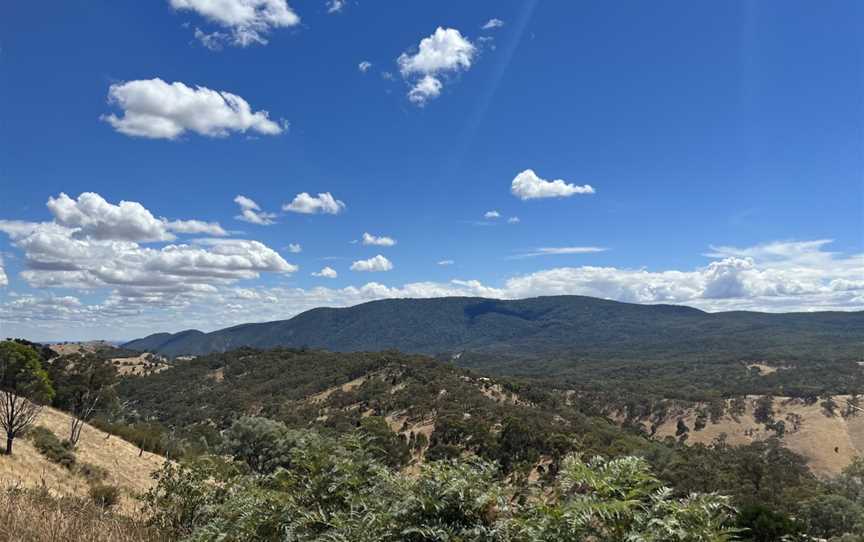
[144,429,740,541]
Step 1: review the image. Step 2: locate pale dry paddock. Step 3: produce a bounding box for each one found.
[111,354,170,377]
[0,406,165,512]
[48,342,114,357]
[655,395,864,477]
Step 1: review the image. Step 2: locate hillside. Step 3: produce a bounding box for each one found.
[641,396,864,477]
[0,406,164,511]
[124,296,864,368]
[114,347,650,469]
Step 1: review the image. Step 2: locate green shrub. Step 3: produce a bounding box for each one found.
[88,484,120,508]
[77,461,109,482]
[28,426,76,468]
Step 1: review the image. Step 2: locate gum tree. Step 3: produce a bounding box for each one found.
[0,341,54,455]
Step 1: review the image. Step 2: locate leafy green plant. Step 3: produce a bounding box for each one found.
[145,429,740,541]
[28,426,76,468]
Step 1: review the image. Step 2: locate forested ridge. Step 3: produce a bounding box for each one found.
[123,296,864,366]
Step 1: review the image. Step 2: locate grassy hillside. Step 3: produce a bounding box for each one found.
[0,406,164,511]
[123,296,864,370]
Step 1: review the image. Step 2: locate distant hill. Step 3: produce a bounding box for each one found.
[124,295,864,368]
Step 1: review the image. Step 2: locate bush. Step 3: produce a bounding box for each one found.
[221,416,300,474]
[145,429,741,541]
[77,462,109,482]
[28,426,76,468]
[89,484,121,509]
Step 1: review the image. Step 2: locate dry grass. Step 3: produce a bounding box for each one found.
[0,407,165,512]
[48,342,114,357]
[309,374,370,403]
[655,395,864,477]
[111,354,170,377]
[0,487,164,542]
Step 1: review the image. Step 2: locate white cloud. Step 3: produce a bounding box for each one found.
[312,266,338,278]
[507,216,520,224]
[358,61,372,73]
[407,75,443,106]
[484,210,501,219]
[0,257,7,287]
[234,194,277,225]
[327,0,346,14]
[511,169,595,200]
[398,27,476,105]
[482,18,504,30]
[351,254,393,272]
[437,259,455,266]
[170,0,300,47]
[0,193,296,308]
[102,78,285,140]
[283,192,346,215]
[287,243,302,253]
[361,232,396,247]
[166,220,228,236]
[46,192,226,242]
[510,247,608,259]
[399,27,476,75]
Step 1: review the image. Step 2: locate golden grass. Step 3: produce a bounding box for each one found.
[0,487,163,542]
[655,395,864,477]
[0,407,165,512]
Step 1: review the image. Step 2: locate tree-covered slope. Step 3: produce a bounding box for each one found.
[124,295,864,365]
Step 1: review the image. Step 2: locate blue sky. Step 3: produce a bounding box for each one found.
[0,1,862,341]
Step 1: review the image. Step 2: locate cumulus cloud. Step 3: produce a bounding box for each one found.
[0,257,6,287]
[170,0,300,47]
[234,195,277,225]
[312,266,338,278]
[484,210,500,219]
[0,193,296,313]
[351,254,393,272]
[482,18,504,30]
[166,220,228,236]
[287,243,302,253]
[361,232,396,247]
[509,247,608,259]
[47,192,226,242]
[407,76,443,106]
[358,61,372,73]
[283,192,345,215]
[511,169,595,200]
[102,79,285,140]
[437,260,455,266]
[507,216,520,224]
[398,27,476,105]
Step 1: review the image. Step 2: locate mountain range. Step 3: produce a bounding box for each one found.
[124,296,864,368]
